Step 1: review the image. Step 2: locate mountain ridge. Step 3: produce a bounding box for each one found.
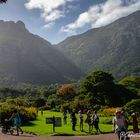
[0,20,84,85]
[57,11,140,79]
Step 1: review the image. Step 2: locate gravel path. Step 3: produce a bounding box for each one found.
[0,133,116,140]
[0,129,140,140]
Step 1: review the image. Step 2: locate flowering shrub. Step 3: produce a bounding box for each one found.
[101,107,120,116]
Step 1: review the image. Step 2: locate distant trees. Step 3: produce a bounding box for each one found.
[118,76,140,93]
[33,98,46,108]
[0,70,139,113]
[56,84,76,101]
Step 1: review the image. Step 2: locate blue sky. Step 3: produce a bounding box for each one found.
[0,0,140,44]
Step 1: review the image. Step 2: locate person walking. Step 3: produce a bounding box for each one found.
[8,109,23,136]
[121,109,129,131]
[131,112,139,133]
[78,110,83,132]
[113,109,127,140]
[70,109,77,131]
[63,111,67,125]
[41,110,43,116]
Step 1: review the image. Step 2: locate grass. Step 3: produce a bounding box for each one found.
[21,111,132,136]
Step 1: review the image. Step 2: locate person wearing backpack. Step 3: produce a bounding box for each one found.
[93,110,101,133]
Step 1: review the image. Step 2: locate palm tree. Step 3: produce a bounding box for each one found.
[0,0,7,3]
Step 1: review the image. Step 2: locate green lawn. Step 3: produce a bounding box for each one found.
[21,111,115,136]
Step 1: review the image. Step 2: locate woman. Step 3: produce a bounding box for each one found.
[131,112,139,133]
[78,110,83,132]
[9,109,23,136]
[86,110,92,132]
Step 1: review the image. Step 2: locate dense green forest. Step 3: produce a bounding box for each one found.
[0,70,140,124]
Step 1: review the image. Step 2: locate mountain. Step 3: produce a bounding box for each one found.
[0,20,84,85]
[57,11,140,79]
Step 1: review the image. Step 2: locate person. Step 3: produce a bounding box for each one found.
[78,110,83,132]
[41,110,43,116]
[86,110,92,132]
[131,112,139,133]
[8,109,23,136]
[121,109,129,131]
[70,109,77,131]
[63,111,67,125]
[93,110,101,133]
[113,109,127,140]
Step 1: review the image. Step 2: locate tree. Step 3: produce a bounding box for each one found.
[118,76,140,93]
[124,99,140,115]
[0,0,7,3]
[33,98,46,108]
[56,84,76,101]
[80,70,115,106]
[80,70,138,107]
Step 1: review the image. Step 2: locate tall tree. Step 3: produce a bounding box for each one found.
[80,70,115,106]
[80,70,137,107]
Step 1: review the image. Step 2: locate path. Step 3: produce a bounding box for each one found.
[0,132,140,140]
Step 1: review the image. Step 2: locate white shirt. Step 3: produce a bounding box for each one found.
[113,116,125,130]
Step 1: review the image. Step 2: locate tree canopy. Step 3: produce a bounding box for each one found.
[80,70,115,106]
[80,70,137,107]
[118,76,140,93]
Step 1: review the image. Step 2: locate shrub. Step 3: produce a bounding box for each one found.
[101,107,119,117]
[0,105,37,125]
[124,99,140,115]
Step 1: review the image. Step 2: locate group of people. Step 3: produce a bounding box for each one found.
[113,109,139,140]
[85,110,101,133]
[63,108,139,138]
[63,109,101,133]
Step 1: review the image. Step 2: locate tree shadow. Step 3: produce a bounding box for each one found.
[22,122,36,126]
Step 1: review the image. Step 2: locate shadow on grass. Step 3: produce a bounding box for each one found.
[22,122,36,126]
[51,133,75,136]
[50,130,115,136]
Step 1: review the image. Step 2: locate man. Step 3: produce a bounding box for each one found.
[70,109,77,131]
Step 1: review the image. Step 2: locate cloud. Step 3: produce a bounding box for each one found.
[42,22,55,29]
[61,0,140,34]
[25,0,75,28]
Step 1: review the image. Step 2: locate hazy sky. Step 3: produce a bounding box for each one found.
[0,0,140,44]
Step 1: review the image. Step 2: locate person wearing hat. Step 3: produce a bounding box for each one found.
[113,109,127,139]
[131,112,139,133]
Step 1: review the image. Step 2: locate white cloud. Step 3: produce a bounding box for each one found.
[61,0,140,34]
[42,22,55,29]
[25,0,75,28]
